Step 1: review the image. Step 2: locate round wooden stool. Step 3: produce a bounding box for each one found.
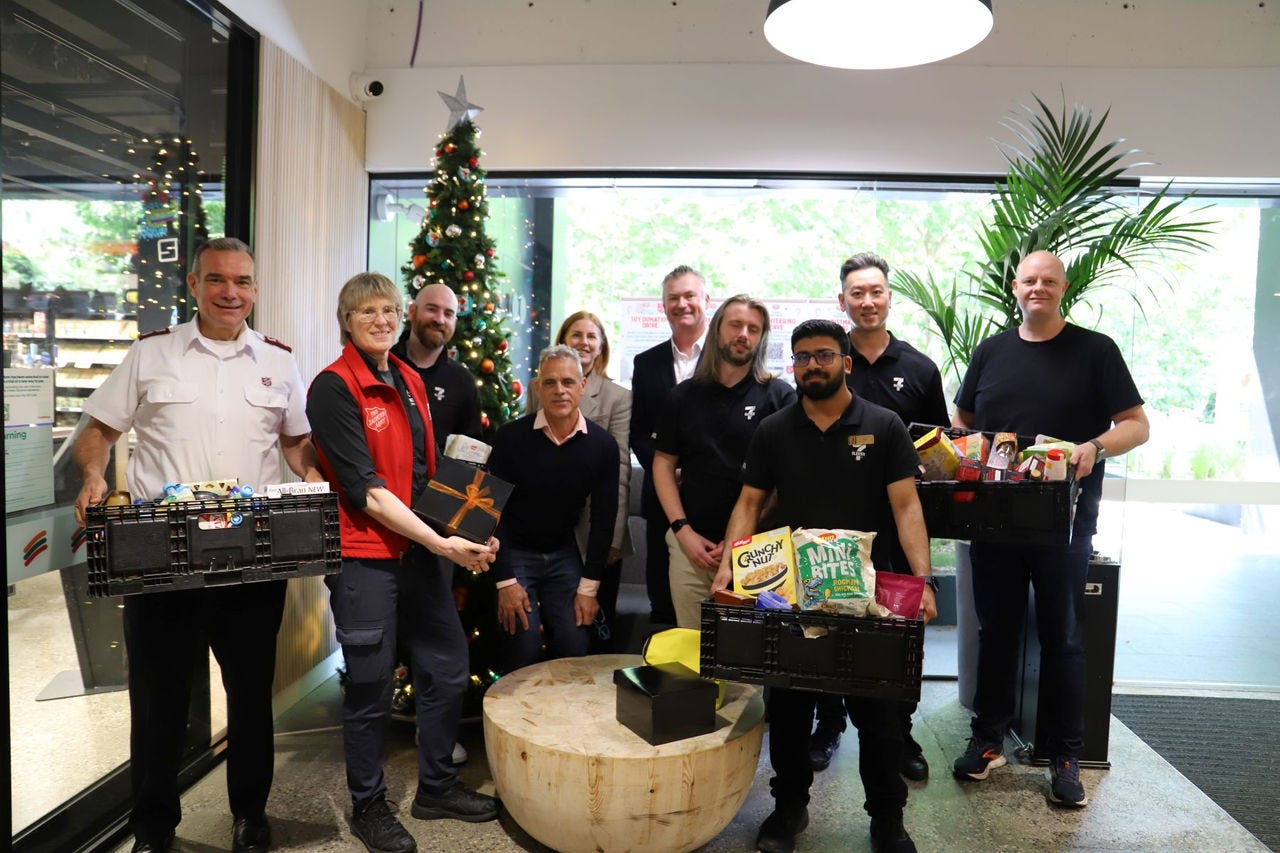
[483,654,765,853]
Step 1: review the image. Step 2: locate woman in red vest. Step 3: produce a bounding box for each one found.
[308,272,500,853]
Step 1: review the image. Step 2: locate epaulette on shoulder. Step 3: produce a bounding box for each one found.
[138,327,172,341]
[261,334,293,353]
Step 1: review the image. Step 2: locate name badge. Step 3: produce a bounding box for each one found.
[849,435,876,447]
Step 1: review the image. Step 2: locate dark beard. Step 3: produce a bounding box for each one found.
[415,324,447,350]
[798,371,843,400]
[719,341,754,367]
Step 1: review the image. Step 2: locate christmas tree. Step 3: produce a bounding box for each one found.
[395,80,519,714]
[402,80,522,438]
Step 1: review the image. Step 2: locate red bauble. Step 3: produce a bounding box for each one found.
[463,270,475,281]
[444,143,456,153]
[435,149,442,159]
[485,248,495,257]
[511,379,523,397]
[480,358,494,374]
[468,157,479,167]
[480,411,490,430]
[496,339,508,352]
[458,199,470,210]
[412,254,427,268]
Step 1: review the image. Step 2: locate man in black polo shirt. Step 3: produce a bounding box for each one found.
[392,283,482,447]
[391,282,484,765]
[809,252,950,778]
[652,294,795,628]
[712,319,936,853]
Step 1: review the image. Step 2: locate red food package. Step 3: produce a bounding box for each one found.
[875,572,926,618]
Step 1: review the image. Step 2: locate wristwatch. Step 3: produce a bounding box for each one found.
[669,518,690,533]
[1089,438,1107,462]
[922,576,939,593]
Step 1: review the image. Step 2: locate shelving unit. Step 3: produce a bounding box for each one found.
[4,304,137,428]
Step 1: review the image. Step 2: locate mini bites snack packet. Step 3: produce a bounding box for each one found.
[792,528,878,614]
[730,527,799,604]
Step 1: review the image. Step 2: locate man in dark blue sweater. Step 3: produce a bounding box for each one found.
[487,345,620,672]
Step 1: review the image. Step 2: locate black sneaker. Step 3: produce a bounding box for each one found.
[952,737,1006,781]
[869,814,917,853]
[756,805,809,853]
[350,797,416,853]
[1048,756,1090,808]
[411,782,499,823]
[807,729,842,771]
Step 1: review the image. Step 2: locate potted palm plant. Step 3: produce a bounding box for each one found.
[894,94,1214,709]
[895,94,1214,387]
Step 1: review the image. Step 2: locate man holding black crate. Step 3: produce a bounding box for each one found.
[712,318,937,853]
[951,250,1149,809]
[72,238,324,853]
[807,252,951,778]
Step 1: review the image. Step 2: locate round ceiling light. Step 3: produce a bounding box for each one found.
[764,0,994,70]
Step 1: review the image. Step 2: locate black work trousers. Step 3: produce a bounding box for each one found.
[123,581,286,843]
[767,687,907,819]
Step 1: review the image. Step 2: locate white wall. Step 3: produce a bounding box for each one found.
[362,62,1280,179]
[218,0,367,99]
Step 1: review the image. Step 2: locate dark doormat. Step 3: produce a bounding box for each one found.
[1111,694,1278,852]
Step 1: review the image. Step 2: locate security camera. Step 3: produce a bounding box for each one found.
[350,74,385,103]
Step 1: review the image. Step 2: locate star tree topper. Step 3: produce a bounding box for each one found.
[438,76,483,130]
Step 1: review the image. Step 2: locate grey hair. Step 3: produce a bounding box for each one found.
[538,343,583,378]
[192,237,253,279]
[336,272,402,346]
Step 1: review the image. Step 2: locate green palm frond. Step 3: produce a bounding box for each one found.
[895,93,1214,370]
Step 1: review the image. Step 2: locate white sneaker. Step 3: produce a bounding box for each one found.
[452,741,468,765]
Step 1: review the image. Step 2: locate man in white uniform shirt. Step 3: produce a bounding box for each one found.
[73,238,323,853]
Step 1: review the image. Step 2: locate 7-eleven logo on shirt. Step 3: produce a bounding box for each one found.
[365,406,389,432]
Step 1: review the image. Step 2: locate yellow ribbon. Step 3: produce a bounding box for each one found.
[427,468,499,534]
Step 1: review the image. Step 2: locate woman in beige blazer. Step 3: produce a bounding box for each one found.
[528,311,632,646]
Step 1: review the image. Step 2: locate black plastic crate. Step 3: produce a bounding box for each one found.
[86,493,340,597]
[699,600,924,701]
[908,423,1079,545]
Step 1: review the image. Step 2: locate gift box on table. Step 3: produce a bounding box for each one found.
[413,456,513,544]
[614,662,718,745]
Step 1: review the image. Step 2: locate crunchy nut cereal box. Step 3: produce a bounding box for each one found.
[730,527,799,605]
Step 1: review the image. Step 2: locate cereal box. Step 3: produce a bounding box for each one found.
[730,527,799,605]
[914,427,960,480]
[792,528,877,611]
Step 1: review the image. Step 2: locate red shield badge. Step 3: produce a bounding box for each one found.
[365,406,389,433]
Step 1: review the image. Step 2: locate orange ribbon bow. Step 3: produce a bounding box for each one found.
[427,468,499,534]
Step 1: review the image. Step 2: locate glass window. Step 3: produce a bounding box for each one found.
[3,0,254,845]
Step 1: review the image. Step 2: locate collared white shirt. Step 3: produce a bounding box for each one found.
[532,408,588,446]
[671,332,706,384]
[82,320,311,501]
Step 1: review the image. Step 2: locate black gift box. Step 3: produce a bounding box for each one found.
[613,662,717,746]
[414,456,513,544]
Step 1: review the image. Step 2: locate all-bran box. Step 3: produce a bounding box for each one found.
[730,527,799,605]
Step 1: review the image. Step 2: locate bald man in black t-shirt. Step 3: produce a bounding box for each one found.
[951,251,1149,810]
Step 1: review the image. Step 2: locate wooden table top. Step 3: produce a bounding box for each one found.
[483,654,765,759]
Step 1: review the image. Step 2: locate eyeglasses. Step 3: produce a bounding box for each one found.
[350,306,402,324]
[792,350,840,367]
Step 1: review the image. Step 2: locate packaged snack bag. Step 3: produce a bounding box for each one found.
[875,573,926,618]
[730,527,799,604]
[792,528,877,613]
